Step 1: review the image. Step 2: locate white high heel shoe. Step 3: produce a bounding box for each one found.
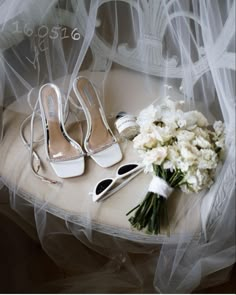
[73,76,122,168]
[38,83,85,178]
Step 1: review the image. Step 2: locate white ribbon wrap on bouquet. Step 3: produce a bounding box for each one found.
[148,176,174,199]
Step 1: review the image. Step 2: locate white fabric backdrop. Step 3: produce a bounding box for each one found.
[0,0,235,293]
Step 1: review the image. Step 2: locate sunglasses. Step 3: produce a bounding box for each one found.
[92,163,144,202]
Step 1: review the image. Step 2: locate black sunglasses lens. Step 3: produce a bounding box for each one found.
[96,179,113,195]
[117,164,138,175]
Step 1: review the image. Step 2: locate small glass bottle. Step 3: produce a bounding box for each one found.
[115,111,139,140]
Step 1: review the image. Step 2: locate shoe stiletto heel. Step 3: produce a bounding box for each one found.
[73,76,122,168]
[39,83,85,178]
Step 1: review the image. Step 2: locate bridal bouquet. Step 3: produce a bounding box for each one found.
[126,98,225,234]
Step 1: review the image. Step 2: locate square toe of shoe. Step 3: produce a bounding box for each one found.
[50,157,85,178]
[90,143,123,168]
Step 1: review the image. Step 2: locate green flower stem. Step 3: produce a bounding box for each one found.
[141,194,156,228]
[135,195,153,227]
[126,164,185,235]
[151,194,158,230]
[126,204,140,216]
[155,197,162,234]
[134,192,152,222]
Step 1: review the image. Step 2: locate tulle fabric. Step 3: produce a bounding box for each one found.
[0,0,235,293]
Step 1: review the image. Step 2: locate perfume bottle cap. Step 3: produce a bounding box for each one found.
[116,111,127,119]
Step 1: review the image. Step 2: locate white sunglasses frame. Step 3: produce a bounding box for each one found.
[92,163,144,202]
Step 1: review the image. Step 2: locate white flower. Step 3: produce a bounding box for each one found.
[151,125,175,143]
[166,144,179,158]
[133,134,144,150]
[133,133,157,150]
[187,174,198,186]
[143,164,154,174]
[192,136,211,149]
[149,125,165,142]
[212,121,225,152]
[179,142,199,161]
[183,169,200,192]
[192,127,210,140]
[161,97,184,113]
[177,119,187,128]
[213,121,224,136]
[176,159,190,172]
[165,145,180,170]
[162,117,179,130]
[161,98,177,113]
[163,160,175,171]
[175,142,200,171]
[216,137,225,149]
[176,130,195,142]
[144,137,158,149]
[196,169,213,188]
[136,104,161,128]
[183,168,213,192]
[162,109,184,128]
[142,146,167,167]
[153,146,168,164]
[137,150,154,173]
[198,149,218,169]
[195,111,209,127]
[134,99,224,192]
[180,184,192,194]
[183,111,208,129]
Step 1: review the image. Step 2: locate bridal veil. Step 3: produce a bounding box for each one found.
[0,0,235,293]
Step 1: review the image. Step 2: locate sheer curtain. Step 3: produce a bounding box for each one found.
[0,0,235,293]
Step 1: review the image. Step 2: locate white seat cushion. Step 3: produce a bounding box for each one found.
[0,69,202,243]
